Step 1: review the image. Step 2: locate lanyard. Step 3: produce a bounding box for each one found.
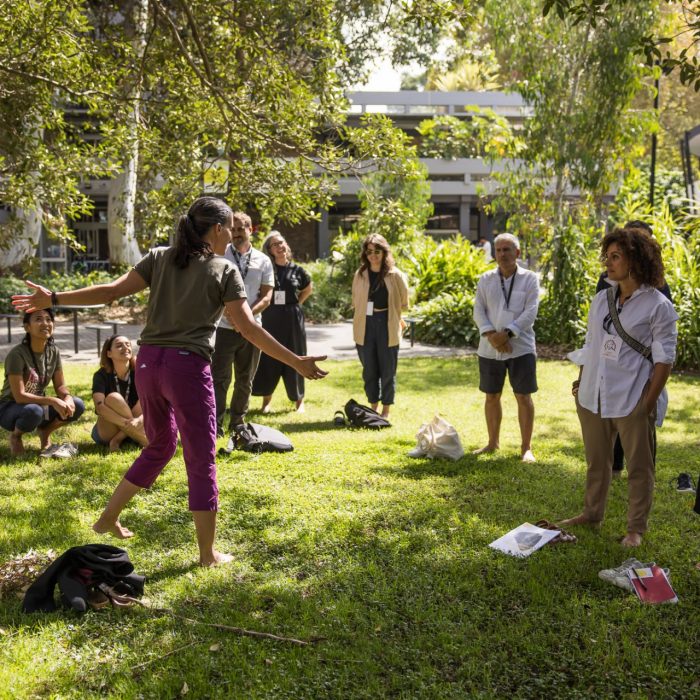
[114,370,132,402]
[28,345,49,395]
[274,263,291,290]
[233,249,251,280]
[499,269,517,309]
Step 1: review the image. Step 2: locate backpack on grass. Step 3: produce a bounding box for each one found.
[342,399,391,430]
[219,422,294,455]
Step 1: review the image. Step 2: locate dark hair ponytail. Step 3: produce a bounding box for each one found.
[174,196,233,269]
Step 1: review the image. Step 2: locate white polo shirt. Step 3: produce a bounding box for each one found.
[576,282,678,424]
[218,244,273,328]
[474,265,540,360]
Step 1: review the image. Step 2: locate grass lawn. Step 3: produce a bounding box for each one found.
[1,357,699,699]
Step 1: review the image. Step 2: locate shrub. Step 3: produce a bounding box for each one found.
[406,234,491,303]
[303,260,351,323]
[0,273,25,314]
[535,217,599,346]
[410,290,480,347]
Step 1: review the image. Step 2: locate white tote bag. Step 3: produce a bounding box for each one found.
[408,415,464,461]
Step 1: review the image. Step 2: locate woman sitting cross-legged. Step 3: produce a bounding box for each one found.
[92,335,148,452]
[0,308,85,456]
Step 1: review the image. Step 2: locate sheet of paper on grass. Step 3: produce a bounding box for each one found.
[489,522,560,558]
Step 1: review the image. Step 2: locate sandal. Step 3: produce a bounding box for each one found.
[333,410,346,427]
[98,582,140,608]
[87,588,110,610]
[535,519,577,544]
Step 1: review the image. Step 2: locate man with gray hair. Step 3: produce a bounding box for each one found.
[212,212,273,438]
[473,233,540,462]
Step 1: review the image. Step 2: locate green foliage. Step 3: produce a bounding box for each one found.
[302,259,351,323]
[611,166,690,222]
[0,270,149,314]
[543,0,700,91]
[405,235,491,346]
[535,216,600,345]
[0,1,458,261]
[417,109,521,160]
[410,290,481,346]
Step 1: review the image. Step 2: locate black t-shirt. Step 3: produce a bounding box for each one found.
[272,263,311,304]
[92,368,139,409]
[368,270,389,309]
[596,272,673,303]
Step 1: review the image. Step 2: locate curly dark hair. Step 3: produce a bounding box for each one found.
[601,227,665,288]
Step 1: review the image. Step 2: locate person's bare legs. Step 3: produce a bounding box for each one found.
[557,514,601,529]
[37,418,64,450]
[473,392,501,454]
[104,394,148,447]
[381,404,390,419]
[93,478,142,538]
[514,392,535,462]
[370,402,378,412]
[9,428,25,456]
[261,395,273,414]
[621,532,642,547]
[295,398,305,413]
[193,511,233,566]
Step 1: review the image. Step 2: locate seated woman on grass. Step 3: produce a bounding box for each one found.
[0,308,84,456]
[92,335,148,451]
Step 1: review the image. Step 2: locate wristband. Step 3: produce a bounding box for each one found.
[506,328,514,338]
[51,290,58,306]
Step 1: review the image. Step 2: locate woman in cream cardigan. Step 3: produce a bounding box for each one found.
[351,234,409,419]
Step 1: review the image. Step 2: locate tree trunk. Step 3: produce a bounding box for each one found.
[0,208,42,270]
[108,0,148,266]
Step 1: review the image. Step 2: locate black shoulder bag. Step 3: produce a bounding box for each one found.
[605,288,652,362]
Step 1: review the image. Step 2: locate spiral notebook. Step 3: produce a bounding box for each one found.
[627,565,678,604]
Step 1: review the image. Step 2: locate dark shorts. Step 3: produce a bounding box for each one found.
[478,354,538,395]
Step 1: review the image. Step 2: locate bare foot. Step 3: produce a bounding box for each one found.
[621,532,642,547]
[557,514,600,528]
[37,427,52,450]
[109,436,125,452]
[199,551,234,567]
[261,404,272,414]
[473,445,498,455]
[295,399,305,413]
[93,518,134,539]
[521,449,536,463]
[9,432,25,456]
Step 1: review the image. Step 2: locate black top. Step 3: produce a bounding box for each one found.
[92,367,139,409]
[368,270,389,309]
[596,272,673,303]
[273,263,311,304]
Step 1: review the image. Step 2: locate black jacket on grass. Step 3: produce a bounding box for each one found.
[22,544,145,613]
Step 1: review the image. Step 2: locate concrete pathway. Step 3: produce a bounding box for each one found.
[0,318,473,363]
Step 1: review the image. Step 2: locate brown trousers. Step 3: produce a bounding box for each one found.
[576,394,656,534]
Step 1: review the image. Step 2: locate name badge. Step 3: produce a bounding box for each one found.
[601,333,622,361]
[366,301,374,316]
[274,290,286,305]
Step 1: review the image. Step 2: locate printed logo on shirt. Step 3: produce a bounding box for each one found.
[25,368,45,395]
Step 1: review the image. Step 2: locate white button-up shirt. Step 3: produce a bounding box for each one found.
[474,265,540,359]
[218,244,273,328]
[575,282,678,424]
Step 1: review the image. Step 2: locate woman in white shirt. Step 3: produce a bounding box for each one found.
[562,226,678,547]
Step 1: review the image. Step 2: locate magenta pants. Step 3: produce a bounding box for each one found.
[125,345,218,511]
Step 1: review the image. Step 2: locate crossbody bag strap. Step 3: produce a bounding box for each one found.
[606,287,652,361]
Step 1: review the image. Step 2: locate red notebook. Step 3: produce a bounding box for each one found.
[627,565,678,604]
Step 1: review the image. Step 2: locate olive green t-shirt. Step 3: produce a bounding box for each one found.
[134,247,246,360]
[0,342,62,404]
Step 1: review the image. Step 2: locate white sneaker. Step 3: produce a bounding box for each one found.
[598,558,645,592]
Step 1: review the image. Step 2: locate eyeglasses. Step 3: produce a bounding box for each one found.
[270,240,286,248]
[366,249,383,256]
